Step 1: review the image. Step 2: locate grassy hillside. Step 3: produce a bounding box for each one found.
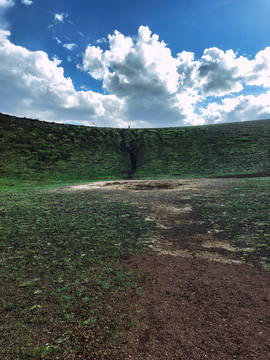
[0,113,130,187]
[0,112,269,186]
[127,121,270,178]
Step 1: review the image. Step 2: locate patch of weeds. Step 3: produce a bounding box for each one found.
[261,261,270,270]
[62,313,74,324]
[29,304,42,313]
[3,302,16,312]
[54,334,70,344]
[97,269,137,292]
[29,316,46,324]
[130,319,139,328]
[142,325,149,331]
[82,316,97,327]
[19,345,61,358]
[33,289,43,295]
[59,295,74,304]
[0,189,151,358]
[191,178,270,266]
[19,278,41,288]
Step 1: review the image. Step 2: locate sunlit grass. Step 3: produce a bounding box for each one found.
[1,114,269,185]
[191,178,270,267]
[0,189,152,358]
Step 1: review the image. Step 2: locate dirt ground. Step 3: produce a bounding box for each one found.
[66,179,270,359]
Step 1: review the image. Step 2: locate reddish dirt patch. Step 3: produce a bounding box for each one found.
[118,249,270,360]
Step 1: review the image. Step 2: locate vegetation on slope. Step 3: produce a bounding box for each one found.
[0,113,130,187]
[1,113,270,186]
[128,122,270,178]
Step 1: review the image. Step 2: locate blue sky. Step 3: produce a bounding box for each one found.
[0,0,270,127]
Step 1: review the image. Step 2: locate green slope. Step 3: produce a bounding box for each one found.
[0,112,269,186]
[129,121,270,178]
[0,113,130,186]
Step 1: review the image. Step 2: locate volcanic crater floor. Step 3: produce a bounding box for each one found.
[63,178,270,359]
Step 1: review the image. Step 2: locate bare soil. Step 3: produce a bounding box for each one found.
[65,179,270,359]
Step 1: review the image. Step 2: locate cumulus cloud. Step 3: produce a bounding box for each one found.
[21,0,33,5]
[201,92,270,123]
[198,48,245,96]
[1,23,270,127]
[83,26,199,126]
[82,26,270,126]
[176,51,200,90]
[197,47,270,96]
[0,29,124,126]
[244,47,270,88]
[84,26,180,95]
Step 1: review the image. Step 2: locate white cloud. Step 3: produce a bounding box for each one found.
[244,47,270,88]
[83,26,199,126]
[0,29,124,126]
[0,0,14,7]
[82,26,270,126]
[63,43,77,51]
[198,48,245,96]
[196,47,270,96]
[176,51,200,90]
[54,13,68,23]
[0,28,10,37]
[201,92,270,123]
[21,0,33,6]
[1,24,270,127]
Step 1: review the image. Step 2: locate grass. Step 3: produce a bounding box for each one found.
[0,113,130,187]
[0,189,152,359]
[0,112,270,357]
[131,122,270,179]
[2,180,269,358]
[1,113,269,186]
[191,178,270,267]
